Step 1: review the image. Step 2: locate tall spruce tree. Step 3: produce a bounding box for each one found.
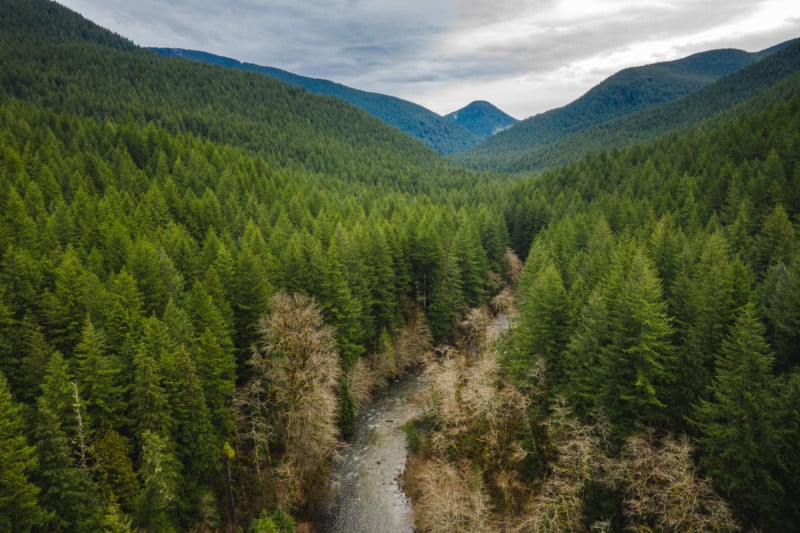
[513,262,570,386]
[34,353,103,531]
[0,370,46,531]
[692,303,784,530]
[74,317,125,430]
[565,241,674,438]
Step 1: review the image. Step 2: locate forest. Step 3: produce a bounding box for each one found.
[404,71,800,532]
[1,0,799,531]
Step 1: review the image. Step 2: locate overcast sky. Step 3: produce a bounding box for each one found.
[57,0,800,119]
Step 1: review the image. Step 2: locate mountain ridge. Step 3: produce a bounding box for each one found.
[455,40,799,171]
[150,47,486,154]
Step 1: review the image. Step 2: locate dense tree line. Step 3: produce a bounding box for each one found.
[402,69,800,533]
[500,70,800,530]
[0,96,507,530]
[149,48,483,155]
[2,1,800,530]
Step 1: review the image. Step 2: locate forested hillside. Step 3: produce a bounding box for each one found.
[405,70,800,532]
[2,0,800,531]
[150,48,482,155]
[0,0,476,192]
[0,0,514,530]
[456,39,800,172]
[444,100,518,138]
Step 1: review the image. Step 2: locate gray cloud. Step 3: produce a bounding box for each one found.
[58,0,800,117]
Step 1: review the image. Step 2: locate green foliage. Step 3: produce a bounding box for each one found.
[0,370,46,531]
[34,353,104,531]
[402,421,422,453]
[135,430,180,532]
[151,48,482,155]
[1,0,799,529]
[692,304,784,529]
[457,39,800,172]
[565,242,674,437]
[93,429,138,513]
[338,379,357,438]
[510,261,569,385]
[500,56,800,528]
[249,507,295,533]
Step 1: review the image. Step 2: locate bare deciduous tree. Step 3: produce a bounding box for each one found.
[512,400,606,532]
[243,292,341,510]
[608,432,739,532]
[393,306,433,369]
[413,458,496,533]
[502,248,523,288]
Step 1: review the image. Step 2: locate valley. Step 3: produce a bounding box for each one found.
[0,1,799,532]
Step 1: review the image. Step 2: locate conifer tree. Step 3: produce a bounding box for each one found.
[105,268,145,369]
[161,345,218,522]
[74,317,125,430]
[34,354,103,531]
[93,428,138,513]
[194,327,236,437]
[319,242,364,367]
[0,370,46,531]
[17,318,54,404]
[565,241,673,438]
[692,303,783,530]
[135,430,180,532]
[763,250,800,369]
[513,262,570,386]
[130,319,171,443]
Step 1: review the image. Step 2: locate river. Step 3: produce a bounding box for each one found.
[319,312,511,532]
[319,371,427,532]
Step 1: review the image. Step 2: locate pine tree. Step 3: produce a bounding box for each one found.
[565,241,674,438]
[135,430,180,532]
[513,262,570,386]
[130,319,171,443]
[161,345,218,523]
[669,232,746,424]
[692,303,783,530]
[16,317,54,404]
[319,242,365,368]
[105,267,145,371]
[426,234,465,341]
[45,245,108,352]
[194,327,236,437]
[0,294,17,391]
[453,214,488,307]
[93,428,138,513]
[34,354,104,531]
[0,370,47,531]
[763,250,800,370]
[74,317,125,430]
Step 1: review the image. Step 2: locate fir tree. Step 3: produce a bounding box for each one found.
[693,303,783,530]
[0,370,46,531]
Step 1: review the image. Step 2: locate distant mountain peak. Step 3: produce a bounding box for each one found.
[445,100,517,139]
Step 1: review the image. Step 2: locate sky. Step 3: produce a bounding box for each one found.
[57,0,800,119]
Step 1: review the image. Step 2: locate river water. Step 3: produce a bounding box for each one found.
[320,371,427,532]
[319,313,511,532]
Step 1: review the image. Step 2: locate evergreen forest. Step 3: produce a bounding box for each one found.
[0,0,799,531]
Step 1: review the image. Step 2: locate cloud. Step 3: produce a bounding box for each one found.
[58,0,800,118]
